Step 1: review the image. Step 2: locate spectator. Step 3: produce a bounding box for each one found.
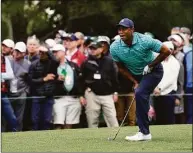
[1,39,15,61]
[80,42,119,128]
[65,34,86,67]
[28,45,59,130]
[75,31,85,53]
[97,36,111,56]
[45,38,57,51]
[180,27,192,53]
[1,45,17,132]
[183,50,192,124]
[153,41,180,124]
[52,44,82,129]
[25,35,40,62]
[171,27,180,35]
[9,42,31,131]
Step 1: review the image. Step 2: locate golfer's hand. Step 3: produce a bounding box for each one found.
[113,93,118,103]
[133,82,139,90]
[153,87,161,96]
[80,96,87,106]
[175,98,180,106]
[143,65,153,75]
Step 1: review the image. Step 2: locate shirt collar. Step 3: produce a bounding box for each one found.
[120,32,138,47]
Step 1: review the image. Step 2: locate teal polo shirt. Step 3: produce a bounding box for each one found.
[110,32,162,75]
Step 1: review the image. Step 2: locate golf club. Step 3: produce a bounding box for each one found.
[108,96,135,141]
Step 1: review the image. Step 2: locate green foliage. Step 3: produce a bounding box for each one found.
[1,0,192,41]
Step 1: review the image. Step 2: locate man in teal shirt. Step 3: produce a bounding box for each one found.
[110,18,170,141]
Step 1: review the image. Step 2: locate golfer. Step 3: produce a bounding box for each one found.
[110,18,171,141]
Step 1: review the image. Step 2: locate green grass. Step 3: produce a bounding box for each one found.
[1,125,192,152]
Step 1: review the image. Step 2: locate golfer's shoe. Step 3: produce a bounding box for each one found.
[125,132,152,141]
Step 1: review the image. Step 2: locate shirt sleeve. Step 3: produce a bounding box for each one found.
[110,41,120,62]
[1,57,14,80]
[144,37,162,53]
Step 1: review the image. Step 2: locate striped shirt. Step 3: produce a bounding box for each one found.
[110,32,162,75]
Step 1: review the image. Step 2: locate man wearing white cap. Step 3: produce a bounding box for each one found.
[97,36,111,56]
[153,41,180,124]
[1,40,17,132]
[52,44,82,129]
[8,42,31,131]
[2,39,15,62]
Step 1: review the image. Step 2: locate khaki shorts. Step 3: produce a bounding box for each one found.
[53,96,81,124]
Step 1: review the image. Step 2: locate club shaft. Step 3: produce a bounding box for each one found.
[112,96,135,140]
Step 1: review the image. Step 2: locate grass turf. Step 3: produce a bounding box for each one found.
[1,124,192,152]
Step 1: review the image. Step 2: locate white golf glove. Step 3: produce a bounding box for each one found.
[143,65,153,75]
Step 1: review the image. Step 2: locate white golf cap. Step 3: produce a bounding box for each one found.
[14,42,26,53]
[45,39,56,49]
[2,39,15,48]
[168,34,183,45]
[163,41,174,50]
[52,44,66,52]
[97,36,110,45]
[112,35,120,41]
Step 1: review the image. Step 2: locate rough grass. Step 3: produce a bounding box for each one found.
[1,124,192,152]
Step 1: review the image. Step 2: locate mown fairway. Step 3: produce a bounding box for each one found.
[1,125,192,152]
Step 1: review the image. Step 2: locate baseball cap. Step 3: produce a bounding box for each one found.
[45,39,56,49]
[117,18,134,28]
[69,34,78,41]
[52,44,66,52]
[163,41,174,50]
[89,42,103,49]
[168,34,183,46]
[180,27,191,35]
[74,32,84,40]
[2,39,15,48]
[14,42,26,53]
[97,36,110,45]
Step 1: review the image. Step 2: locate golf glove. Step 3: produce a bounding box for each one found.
[143,65,153,75]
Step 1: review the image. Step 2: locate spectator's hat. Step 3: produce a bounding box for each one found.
[97,36,110,45]
[112,35,120,41]
[52,44,66,52]
[14,42,26,53]
[117,18,134,28]
[2,39,15,48]
[89,42,103,49]
[69,34,79,41]
[163,41,174,50]
[45,39,56,50]
[168,34,183,46]
[144,32,154,38]
[180,27,191,35]
[75,32,85,40]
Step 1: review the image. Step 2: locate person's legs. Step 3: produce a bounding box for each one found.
[85,91,101,128]
[42,97,54,130]
[31,97,41,130]
[53,97,66,129]
[115,96,126,124]
[65,97,81,129]
[101,95,119,127]
[125,63,163,141]
[185,87,193,124]
[11,92,27,131]
[1,93,17,132]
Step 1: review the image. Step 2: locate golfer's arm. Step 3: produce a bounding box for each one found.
[148,45,171,68]
[116,62,138,84]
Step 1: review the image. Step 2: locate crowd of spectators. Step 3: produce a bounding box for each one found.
[1,26,192,132]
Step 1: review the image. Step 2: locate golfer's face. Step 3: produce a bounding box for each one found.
[118,26,133,41]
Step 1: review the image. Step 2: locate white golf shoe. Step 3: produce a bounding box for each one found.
[125,132,152,141]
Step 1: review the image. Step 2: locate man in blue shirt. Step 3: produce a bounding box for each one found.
[110,18,171,141]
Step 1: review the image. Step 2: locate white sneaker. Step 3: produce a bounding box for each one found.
[125,132,152,141]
